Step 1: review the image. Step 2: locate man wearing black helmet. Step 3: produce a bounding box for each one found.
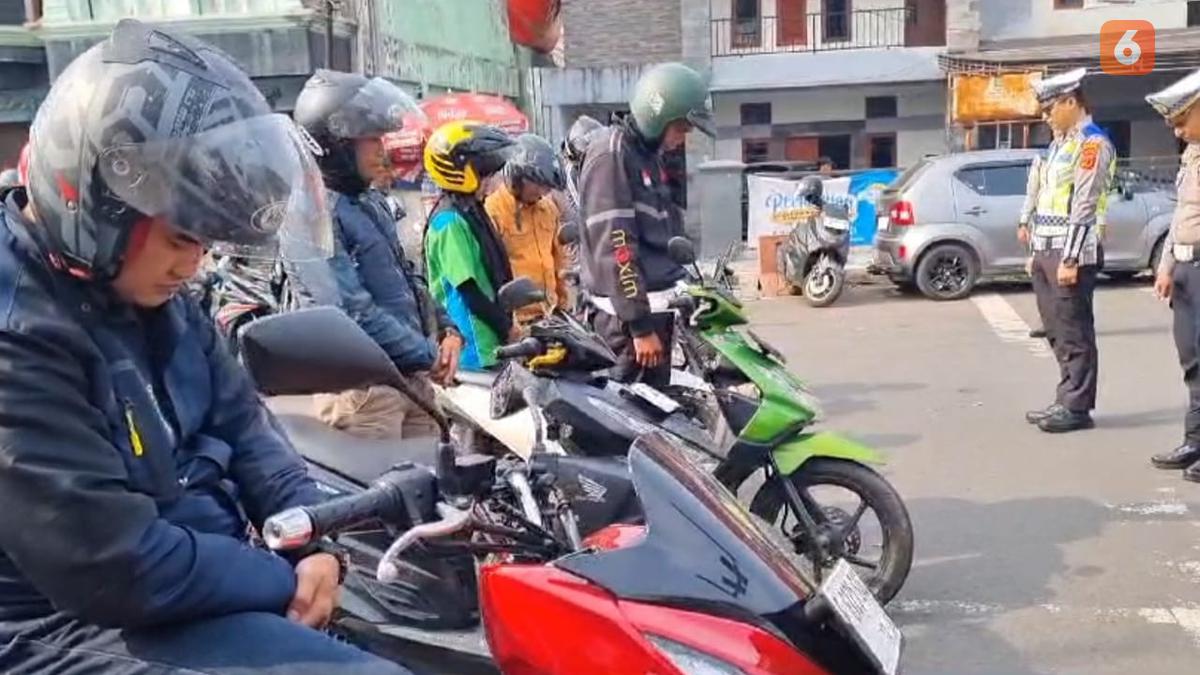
[579,62,715,386]
[288,69,462,440]
[0,21,407,674]
[487,133,570,322]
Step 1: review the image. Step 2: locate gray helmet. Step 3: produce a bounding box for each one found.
[629,62,715,142]
[798,175,823,207]
[562,115,603,164]
[27,19,332,280]
[0,168,18,189]
[506,133,565,190]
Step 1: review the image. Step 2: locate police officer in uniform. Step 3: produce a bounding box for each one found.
[1147,70,1200,480]
[1023,68,1116,433]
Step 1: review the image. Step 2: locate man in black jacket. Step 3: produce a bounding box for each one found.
[578,62,714,385]
[0,20,406,675]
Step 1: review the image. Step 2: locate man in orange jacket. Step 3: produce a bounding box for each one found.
[485,133,570,322]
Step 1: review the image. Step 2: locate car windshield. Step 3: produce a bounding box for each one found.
[555,432,813,617]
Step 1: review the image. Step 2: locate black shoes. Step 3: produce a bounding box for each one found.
[1184,461,1200,483]
[1029,327,1047,338]
[1025,404,1063,425]
[1151,444,1200,470]
[1036,407,1094,433]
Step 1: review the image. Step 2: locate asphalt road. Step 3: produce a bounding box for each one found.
[746,276,1200,675]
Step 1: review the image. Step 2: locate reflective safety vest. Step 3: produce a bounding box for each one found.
[1033,123,1116,239]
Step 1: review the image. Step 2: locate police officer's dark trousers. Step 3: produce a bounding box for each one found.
[1173,260,1200,445]
[592,310,675,387]
[1031,248,1098,412]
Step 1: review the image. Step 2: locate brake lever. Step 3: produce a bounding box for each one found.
[376,503,471,583]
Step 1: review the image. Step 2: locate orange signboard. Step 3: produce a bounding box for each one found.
[952,72,1043,124]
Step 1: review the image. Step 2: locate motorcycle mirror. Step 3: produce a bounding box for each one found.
[667,236,696,266]
[240,308,453,442]
[498,277,547,312]
[241,307,401,397]
[558,221,580,246]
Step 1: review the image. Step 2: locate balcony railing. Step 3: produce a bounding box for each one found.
[712,8,914,56]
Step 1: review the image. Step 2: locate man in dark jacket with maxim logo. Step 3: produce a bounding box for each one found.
[578,62,714,386]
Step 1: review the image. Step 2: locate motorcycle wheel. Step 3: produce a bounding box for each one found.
[749,457,913,605]
[803,257,845,308]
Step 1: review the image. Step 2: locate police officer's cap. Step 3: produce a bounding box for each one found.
[1146,68,1200,121]
[1032,68,1088,107]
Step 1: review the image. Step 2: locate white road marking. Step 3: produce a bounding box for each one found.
[1105,499,1190,516]
[970,293,1054,359]
[895,599,1200,644]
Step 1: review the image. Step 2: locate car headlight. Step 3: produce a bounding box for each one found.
[644,634,746,675]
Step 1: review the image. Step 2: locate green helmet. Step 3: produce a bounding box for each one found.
[629,62,715,142]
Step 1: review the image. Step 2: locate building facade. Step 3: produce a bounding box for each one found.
[942,0,1197,159]
[709,0,949,170]
[0,0,524,170]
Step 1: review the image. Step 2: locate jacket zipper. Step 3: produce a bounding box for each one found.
[123,399,145,457]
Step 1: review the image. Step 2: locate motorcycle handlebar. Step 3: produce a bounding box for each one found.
[263,477,408,551]
[495,337,544,361]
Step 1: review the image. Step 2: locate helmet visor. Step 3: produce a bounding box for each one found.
[327,77,423,139]
[686,108,716,139]
[97,114,333,262]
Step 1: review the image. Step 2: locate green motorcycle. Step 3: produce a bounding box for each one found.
[665,238,913,604]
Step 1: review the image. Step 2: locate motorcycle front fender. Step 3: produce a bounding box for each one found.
[773,431,885,474]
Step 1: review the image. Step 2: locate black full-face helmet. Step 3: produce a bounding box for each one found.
[26,19,332,281]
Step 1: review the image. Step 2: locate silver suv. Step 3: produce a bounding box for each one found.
[870,149,1176,300]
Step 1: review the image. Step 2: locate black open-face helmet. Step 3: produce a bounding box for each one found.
[293,69,422,193]
[26,19,332,280]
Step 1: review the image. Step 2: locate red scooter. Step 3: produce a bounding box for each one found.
[248,308,901,675]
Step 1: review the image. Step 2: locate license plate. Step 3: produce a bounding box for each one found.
[627,382,680,414]
[877,215,890,231]
[818,560,902,675]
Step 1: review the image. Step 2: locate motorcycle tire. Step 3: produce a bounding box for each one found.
[803,259,845,308]
[748,457,913,605]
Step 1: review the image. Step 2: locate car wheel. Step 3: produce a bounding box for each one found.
[915,243,979,301]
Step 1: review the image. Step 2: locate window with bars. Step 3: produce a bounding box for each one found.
[742,139,771,164]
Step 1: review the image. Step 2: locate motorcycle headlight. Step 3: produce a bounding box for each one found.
[644,634,746,675]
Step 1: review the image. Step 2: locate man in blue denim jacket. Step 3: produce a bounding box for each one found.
[287,70,463,440]
[0,20,408,674]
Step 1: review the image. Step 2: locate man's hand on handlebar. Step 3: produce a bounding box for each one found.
[288,553,341,629]
[633,332,664,369]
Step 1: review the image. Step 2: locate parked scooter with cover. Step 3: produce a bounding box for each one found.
[778,175,853,307]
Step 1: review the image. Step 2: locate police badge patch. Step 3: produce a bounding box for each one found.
[1080,141,1100,171]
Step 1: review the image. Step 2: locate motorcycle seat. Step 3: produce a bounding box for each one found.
[267,398,438,485]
